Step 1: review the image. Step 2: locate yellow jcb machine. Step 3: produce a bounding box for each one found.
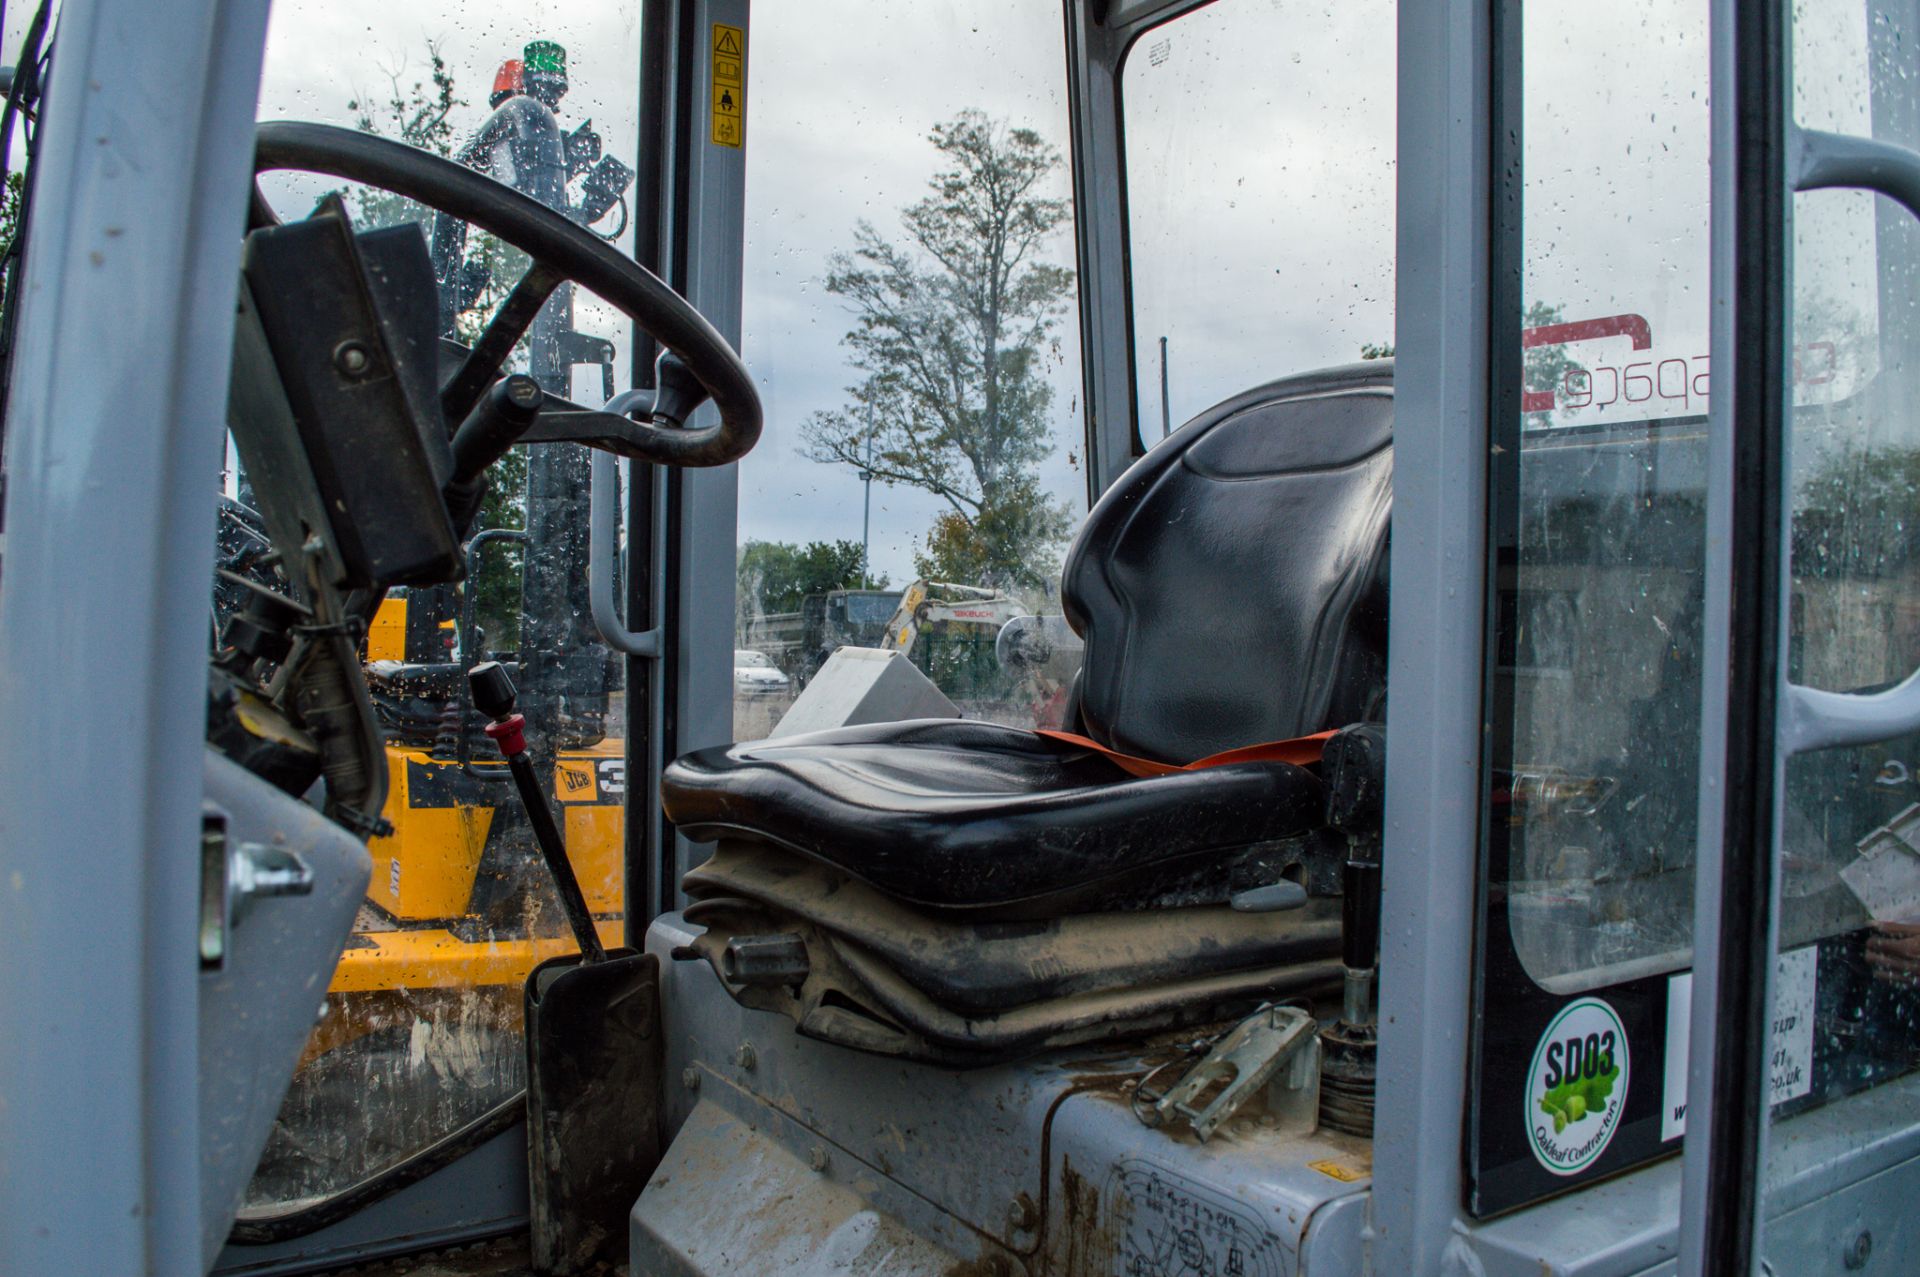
[230,44,642,1211]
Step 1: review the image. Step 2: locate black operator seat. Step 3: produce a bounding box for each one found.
[662,362,1392,919]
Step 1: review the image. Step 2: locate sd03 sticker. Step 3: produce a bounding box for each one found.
[1526,997,1630,1175]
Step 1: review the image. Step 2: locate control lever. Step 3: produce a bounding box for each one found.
[468,660,606,963]
[1324,722,1385,1024]
[451,373,545,483]
[1320,721,1385,1136]
[468,661,660,1274]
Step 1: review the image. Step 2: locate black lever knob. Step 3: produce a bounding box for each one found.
[468,660,519,721]
[649,350,706,427]
[449,374,544,486]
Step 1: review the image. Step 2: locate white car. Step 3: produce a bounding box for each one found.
[733,649,791,697]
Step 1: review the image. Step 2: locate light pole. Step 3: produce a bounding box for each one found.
[1159,335,1173,438]
[858,403,875,587]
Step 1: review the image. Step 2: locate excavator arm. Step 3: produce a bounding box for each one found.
[877,580,1025,659]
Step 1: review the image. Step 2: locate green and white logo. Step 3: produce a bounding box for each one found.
[1526,997,1629,1175]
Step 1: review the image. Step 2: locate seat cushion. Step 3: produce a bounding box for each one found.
[660,718,1326,914]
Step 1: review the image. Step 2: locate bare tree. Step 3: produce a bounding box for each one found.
[802,110,1075,589]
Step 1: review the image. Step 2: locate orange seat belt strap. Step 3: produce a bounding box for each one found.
[1034,728,1336,779]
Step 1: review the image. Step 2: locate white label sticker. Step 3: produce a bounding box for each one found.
[1103,1160,1290,1276]
[1527,997,1630,1175]
[388,858,401,898]
[1660,945,1817,1141]
[1768,948,1818,1107]
[1840,811,1920,922]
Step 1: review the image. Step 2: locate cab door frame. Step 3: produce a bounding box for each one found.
[1374,0,1920,1272]
[1682,0,1920,1271]
[1057,0,1501,1267]
[1053,0,1508,1258]
[1061,0,1213,498]
[0,0,272,1271]
[628,0,748,925]
[1368,0,1496,1269]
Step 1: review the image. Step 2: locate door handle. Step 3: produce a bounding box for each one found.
[1776,129,1920,755]
[589,449,661,658]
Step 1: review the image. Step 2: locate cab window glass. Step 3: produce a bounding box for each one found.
[1121,0,1395,439]
[1767,0,1920,1183]
[1496,0,1711,992]
[734,1,1086,742]
[238,2,640,1212]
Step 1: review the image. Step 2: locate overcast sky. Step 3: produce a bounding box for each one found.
[1124,0,1395,428]
[732,1,1086,585]
[3,0,1898,570]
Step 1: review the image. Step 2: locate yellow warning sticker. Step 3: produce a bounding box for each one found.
[710,23,745,148]
[1307,1159,1369,1183]
[553,758,599,803]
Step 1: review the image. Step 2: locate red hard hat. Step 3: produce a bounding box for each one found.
[490,59,525,108]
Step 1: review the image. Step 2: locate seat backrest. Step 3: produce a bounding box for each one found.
[1062,362,1391,763]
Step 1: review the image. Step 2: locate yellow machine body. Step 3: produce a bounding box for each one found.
[330,595,629,997]
[330,739,626,993]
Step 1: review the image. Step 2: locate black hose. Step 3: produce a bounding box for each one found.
[228,1093,525,1244]
[594,192,629,242]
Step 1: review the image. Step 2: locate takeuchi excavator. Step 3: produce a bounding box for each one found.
[876,579,1028,661]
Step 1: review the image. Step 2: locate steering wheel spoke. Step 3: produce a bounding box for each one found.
[440,261,567,426]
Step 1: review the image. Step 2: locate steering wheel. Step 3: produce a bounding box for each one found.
[253,121,761,468]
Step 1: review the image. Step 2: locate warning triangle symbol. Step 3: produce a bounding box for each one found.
[715,30,741,57]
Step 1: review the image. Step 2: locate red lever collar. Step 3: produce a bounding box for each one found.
[483,713,527,757]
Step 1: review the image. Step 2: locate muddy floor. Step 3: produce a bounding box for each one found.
[316,1232,625,1277]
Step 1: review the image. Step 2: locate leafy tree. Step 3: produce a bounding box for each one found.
[1523,301,1588,429]
[0,170,24,259]
[912,475,1062,586]
[1359,341,1394,360]
[345,45,530,651]
[347,47,463,169]
[1792,444,1920,583]
[801,110,1076,592]
[345,45,532,341]
[737,539,884,626]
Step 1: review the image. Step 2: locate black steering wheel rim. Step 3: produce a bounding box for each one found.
[254,120,761,468]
